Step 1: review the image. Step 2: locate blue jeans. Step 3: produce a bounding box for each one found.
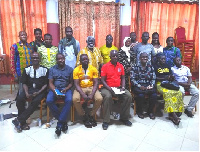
[46,89,72,127]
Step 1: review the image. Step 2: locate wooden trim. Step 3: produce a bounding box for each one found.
[20,0,26,31]
[132,0,199,4]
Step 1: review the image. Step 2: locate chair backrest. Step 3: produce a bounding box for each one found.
[174,26,186,46]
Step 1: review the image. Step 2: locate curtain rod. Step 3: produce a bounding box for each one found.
[132,0,199,4]
[72,1,125,6]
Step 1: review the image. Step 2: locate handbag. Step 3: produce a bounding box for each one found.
[161,80,180,90]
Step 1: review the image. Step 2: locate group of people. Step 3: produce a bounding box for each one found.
[10,26,198,136]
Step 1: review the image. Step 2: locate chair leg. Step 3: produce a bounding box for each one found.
[134,100,136,115]
[71,105,74,122]
[195,105,197,112]
[10,81,12,94]
[40,98,45,122]
[47,107,50,123]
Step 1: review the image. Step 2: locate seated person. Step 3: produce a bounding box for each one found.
[154,53,184,125]
[130,52,157,119]
[101,50,132,130]
[37,33,58,69]
[76,36,103,72]
[73,54,103,128]
[46,53,73,136]
[99,34,118,64]
[163,37,182,67]
[12,52,48,132]
[172,57,199,118]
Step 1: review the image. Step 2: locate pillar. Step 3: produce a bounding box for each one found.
[119,0,131,47]
[46,0,60,46]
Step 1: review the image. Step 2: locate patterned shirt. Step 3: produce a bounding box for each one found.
[21,65,48,92]
[73,64,98,88]
[131,43,156,66]
[130,63,156,88]
[163,46,181,67]
[37,45,58,69]
[171,65,192,83]
[29,41,44,52]
[76,47,103,70]
[10,41,33,78]
[99,44,118,64]
[118,48,131,71]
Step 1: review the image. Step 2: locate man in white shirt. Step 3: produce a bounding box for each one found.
[171,57,199,117]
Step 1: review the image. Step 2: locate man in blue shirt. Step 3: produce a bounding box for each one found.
[163,37,182,67]
[46,53,73,136]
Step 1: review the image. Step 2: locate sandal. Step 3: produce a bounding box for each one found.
[21,123,30,130]
[169,116,180,126]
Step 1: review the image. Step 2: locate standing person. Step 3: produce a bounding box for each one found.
[118,37,132,90]
[172,57,199,118]
[154,53,183,125]
[99,34,118,64]
[130,32,138,48]
[12,52,48,132]
[130,52,157,119]
[101,50,132,130]
[73,54,103,128]
[10,31,33,93]
[46,53,73,136]
[130,32,156,66]
[37,34,58,69]
[76,36,103,72]
[58,26,80,69]
[30,28,44,52]
[163,37,181,67]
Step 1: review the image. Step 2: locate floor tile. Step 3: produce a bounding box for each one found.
[136,141,163,151]
[180,138,199,151]
[1,136,46,151]
[97,131,142,151]
[143,127,184,151]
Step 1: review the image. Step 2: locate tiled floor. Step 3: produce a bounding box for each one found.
[0,85,199,151]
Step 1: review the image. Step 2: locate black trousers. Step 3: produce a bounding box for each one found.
[135,92,157,114]
[16,90,46,124]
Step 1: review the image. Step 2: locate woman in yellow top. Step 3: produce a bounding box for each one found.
[154,53,184,126]
[99,34,118,64]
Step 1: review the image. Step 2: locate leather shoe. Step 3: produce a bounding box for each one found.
[62,122,68,132]
[176,112,182,117]
[12,118,22,133]
[120,119,132,126]
[137,113,144,119]
[184,109,194,117]
[55,126,62,136]
[89,115,97,127]
[148,113,155,120]
[102,122,109,130]
[83,114,92,128]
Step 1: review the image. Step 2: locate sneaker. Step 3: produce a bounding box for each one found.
[83,114,92,128]
[62,122,68,132]
[119,119,132,126]
[12,118,22,133]
[88,115,97,127]
[184,109,194,117]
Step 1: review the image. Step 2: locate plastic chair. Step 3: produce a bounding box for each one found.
[174,26,195,71]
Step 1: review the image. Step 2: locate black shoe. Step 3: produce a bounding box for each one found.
[83,114,92,128]
[176,112,182,117]
[12,118,22,133]
[55,126,62,136]
[62,122,68,132]
[137,113,144,119]
[184,109,194,117]
[148,113,155,120]
[120,119,132,126]
[102,122,109,130]
[89,115,97,127]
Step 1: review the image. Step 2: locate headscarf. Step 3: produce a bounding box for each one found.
[121,37,131,61]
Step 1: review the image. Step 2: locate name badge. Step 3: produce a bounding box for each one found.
[33,83,36,88]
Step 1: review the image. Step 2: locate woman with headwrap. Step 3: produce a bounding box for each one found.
[118,37,132,90]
